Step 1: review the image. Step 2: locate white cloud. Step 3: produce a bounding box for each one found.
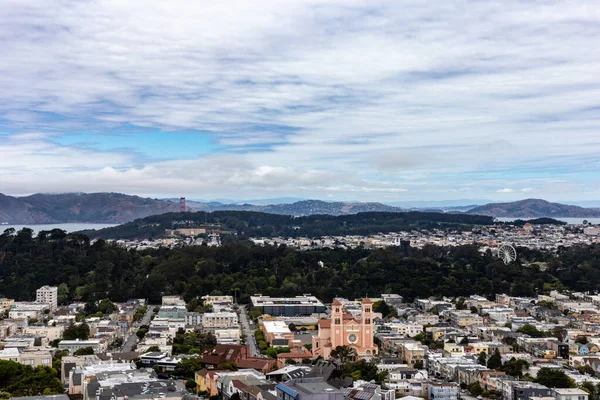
[497,188,514,193]
[1,0,600,200]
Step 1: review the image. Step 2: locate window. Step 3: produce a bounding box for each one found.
[334,318,340,324]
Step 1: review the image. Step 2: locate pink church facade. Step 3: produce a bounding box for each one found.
[312,298,378,359]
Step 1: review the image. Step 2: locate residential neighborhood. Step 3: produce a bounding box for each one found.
[1,287,600,400]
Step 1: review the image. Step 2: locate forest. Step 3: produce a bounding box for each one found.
[1,227,599,305]
[79,210,496,240]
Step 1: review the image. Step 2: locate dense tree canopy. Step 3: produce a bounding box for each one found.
[1,227,600,304]
[0,360,63,396]
[536,368,576,388]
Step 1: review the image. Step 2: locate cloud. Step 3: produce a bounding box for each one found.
[1,0,600,200]
[497,188,514,193]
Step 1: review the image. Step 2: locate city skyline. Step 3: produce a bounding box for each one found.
[1,1,599,201]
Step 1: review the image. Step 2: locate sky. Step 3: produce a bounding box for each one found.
[1,0,600,203]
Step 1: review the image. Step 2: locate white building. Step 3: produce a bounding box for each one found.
[8,302,48,319]
[428,382,459,400]
[36,285,58,311]
[58,339,104,354]
[553,388,589,400]
[203,312,238,328]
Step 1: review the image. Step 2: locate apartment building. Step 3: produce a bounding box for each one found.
[428,382,459,400]
[251,294,326,316]
[36,285,58,311]
[203,312,239,328]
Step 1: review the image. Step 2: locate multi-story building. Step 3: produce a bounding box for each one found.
[312,299,378,359]
[428,382,459,400]
[251,294,326,316]
[503,381,552,400]
[202,295,234,305]
[448,311,484,327]
[397,342,427,366]
[203,312,238,328]
[58,339,104,354]
[8,302,48,319]
[263,320,294,347]
[553,388,589,400]
[36,285,58,311]
[276,377,345,400]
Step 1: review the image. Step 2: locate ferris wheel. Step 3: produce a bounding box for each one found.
[497,244,517,265]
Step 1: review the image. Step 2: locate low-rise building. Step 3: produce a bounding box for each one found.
[553,389,589,400]
[203,312,239,328]
[276,377,345,400]
[58,339,104,354]
[428,382,459,400]
[251,294,326,317]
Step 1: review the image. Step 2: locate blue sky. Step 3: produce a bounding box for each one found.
[1,0,599,202]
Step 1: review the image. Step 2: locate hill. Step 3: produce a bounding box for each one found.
[191,199,405,216]
[467,198,600,218]
[0,193,184,224]
[79,209,495,240]
[0,193,406,224]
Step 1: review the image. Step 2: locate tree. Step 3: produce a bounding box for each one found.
[74,347,95,355]
[63,322,90,340]
[536,368,576,388]
[575,335,589,344]
[477,351,487,366]
[551,326,567,342]
[98,298,118,315]
[373,300,395,318]
[147,346,161,352]
[469,382,483,396]
[501,357,529,378]
[176,357,203,379]
[487,349,502,370]
[516,324,547,338]
[330,345,357,364]
[414,360,424,369]
[288,323,297,332]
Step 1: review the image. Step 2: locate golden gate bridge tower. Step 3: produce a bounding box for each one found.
[179,197,186,212]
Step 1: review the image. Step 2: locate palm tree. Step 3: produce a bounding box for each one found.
[330,345,356,363]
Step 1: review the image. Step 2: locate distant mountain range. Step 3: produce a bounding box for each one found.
[0,193,182,224]
[1,193,599,224]
[466,199,600,218]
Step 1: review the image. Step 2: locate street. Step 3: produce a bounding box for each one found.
[122,305,155,353]
[238,305,259,357]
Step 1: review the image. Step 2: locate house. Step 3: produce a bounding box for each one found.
[553,389,589,400]
[58,339,103,354]
[503,381,552,400]
[428,382,459,400]
[267,366,311,382]
[200,344,247,368]
[277,347,313,368]
[139,351,169,367]
[238,358,277,374]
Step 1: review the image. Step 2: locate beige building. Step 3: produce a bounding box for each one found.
[19,349,53,367]
[203,312,238,328]
[397,341,427,366]
[36,285,58,311]
[23,325,65,342]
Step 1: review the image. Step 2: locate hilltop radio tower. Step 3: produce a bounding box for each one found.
[179,197,186,212]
